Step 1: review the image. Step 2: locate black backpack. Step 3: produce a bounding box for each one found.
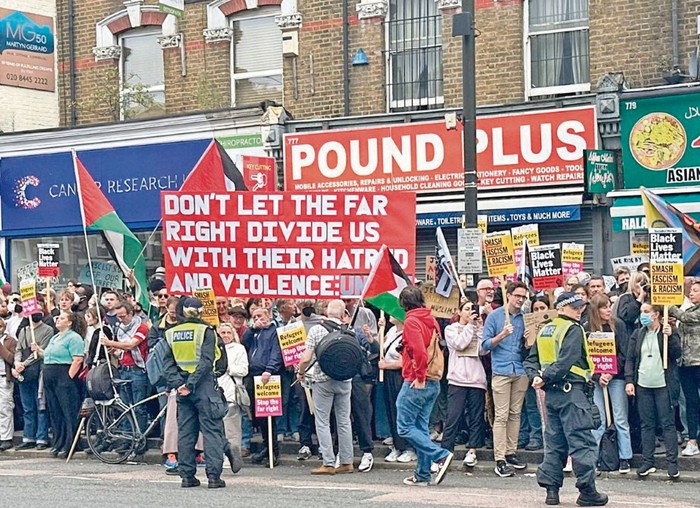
[597,423,620,472]
[312,321,369,381]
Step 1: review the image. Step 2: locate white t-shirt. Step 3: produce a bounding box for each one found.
[383,327,403,364]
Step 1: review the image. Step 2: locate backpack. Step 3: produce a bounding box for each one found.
[86,361,116,401]
[146,338,170,387]
[312,321,366,381]
[597,423,620,472]
[425,328,445,381]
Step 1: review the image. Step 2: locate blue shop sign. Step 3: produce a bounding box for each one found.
[416,205,580,229]
[0,139,210,236]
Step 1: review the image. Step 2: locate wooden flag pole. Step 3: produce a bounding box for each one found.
[45,277,53,314]
[304,387,314,416]
[603,385,612,427]
[30,319,38,360]
[66,416,86,463]
[267,416,274,469]
[663,305,669,370]
[500,276,510,326]
[378,310,385,383]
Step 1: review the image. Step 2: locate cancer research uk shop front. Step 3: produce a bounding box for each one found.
[284,100,610,279]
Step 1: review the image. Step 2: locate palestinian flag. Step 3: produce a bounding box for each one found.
[73,153,150,309]
[361,245,412,321]
[180,139,248,192]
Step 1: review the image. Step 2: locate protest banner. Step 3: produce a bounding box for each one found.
[530,244,563,291]
[484,231,516,325]
[37,243,60,277]
[561,243,584,277]
[162,192,416,298]
[524,310,558,347]
[587,332,617,375]
[276,321,307,367]
[421,283,460,319]
[254,374,283,468]
[631,232,650,256]
[512,224,540,268]
[610,255,648,273]
[193,288,219,326]
[20,279,38,317]
[425,256,436,284]
[78,260,124,289]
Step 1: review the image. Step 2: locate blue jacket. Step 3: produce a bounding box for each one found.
[243,324,283,376]
[482,305,526,376]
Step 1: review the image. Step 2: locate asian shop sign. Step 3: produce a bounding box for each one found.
[284,106,597,193]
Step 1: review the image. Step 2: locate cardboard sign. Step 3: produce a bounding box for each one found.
[162,192,417,297]
[284,107,597,193]
[525,310,558,347]
[78,260,123,289]
[242,155,277,192]
[193,288,219,326]
[425,256,436,284]
[421,283,460,319]
[20,279,38,317]
[455,324,480,358]
[458,228,483,274]
[530,244,563,291]
[37,243,60,277]
[649,228,684,306]
[561,243,584,277]
[610,255,648,273]
[483,231,516,277]
[631,232,650,256]
[587,332,617,375]
[276,321,307,367]
[512,224,540,269]
[254,375,283,417]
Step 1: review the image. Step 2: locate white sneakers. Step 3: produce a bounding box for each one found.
[385,448,401,462]
[682,442,700,456]
[463,450,478,467]
[382,437,394,446]
[359,453,374,473]
[563,456,573,472]
[397,450,418,463]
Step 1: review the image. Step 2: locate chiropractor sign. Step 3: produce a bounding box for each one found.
[284,106,596,193]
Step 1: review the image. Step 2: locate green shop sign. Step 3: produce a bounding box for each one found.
[585,149,616,193]
[621,91,700,189]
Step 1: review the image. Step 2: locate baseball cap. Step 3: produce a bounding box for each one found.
[182,297,203,310]
[555,292,587,310]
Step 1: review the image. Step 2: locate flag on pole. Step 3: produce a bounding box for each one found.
[435,227,457,297]
[360,245,412,321]
[641,187,700,274]
[180,139,248,192]
[73,153,150,309]
[518,237,534,291]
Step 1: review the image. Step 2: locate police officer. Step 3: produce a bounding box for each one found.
[524,292,608,507]
[162,297,230,489]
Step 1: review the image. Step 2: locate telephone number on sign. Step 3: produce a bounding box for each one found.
[5,73,49,86]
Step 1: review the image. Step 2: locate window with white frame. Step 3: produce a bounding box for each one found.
[525,0,590,98]
[230,9,283,107]
[120,28,165,119]
[387,0,443,112]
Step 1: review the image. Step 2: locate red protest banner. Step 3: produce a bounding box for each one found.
[162,192,416,298]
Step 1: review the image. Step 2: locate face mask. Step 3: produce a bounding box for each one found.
[100,297,109,307]
[639,313,653,327]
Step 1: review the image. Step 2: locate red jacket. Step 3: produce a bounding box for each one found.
[401,307,440,383]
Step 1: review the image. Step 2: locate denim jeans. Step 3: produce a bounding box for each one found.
[373,381,391,439]
[118,367,150,433]
[397,381,450,482]
[18,378,49,444]
[275,369,299,435]
[241,410,252,449]
[592,379,633,460]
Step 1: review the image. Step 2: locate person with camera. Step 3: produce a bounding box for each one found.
[616,272,650,338]
[524,292,608,506]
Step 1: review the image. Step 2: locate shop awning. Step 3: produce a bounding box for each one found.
[416,193,583,229]
[610,193,700,232]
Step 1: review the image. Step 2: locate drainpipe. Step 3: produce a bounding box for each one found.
[672,0,679,68]
[68,0,77,126]
[342,0,350,116]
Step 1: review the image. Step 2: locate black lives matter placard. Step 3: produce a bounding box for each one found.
[530,244,563,291]
[37,243,60,277]
[650,228,684,306]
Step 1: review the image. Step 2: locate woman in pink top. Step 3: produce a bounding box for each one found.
[440,301,486,468]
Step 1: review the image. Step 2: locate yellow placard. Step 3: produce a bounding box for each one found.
[631,232,650,256]
[511,224,540,250]
[478,215,488,235]
[561,243,584,263]
[193,288,220,326]
[20,279,36,302]
[483,231,516,277]
[421,283,460,319]
[254,377,282,399]
[650,263,684,306]
[276,321,307,367]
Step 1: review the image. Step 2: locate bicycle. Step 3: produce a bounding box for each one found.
[85,379,169,465]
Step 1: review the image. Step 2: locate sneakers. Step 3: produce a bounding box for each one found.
[297,445,312,461]
[668,463,680,480]
[576,487,608,506]
[430,462,439,474]
[563,456,573,473]
[165,466,180,476]
[545,488,560,506]
[382,437,394,446]
[618,459,630,474]
[505,454,527,470]
[494,460,515,478]
[433,451,453,485]
[429,430,443,442]
[15,442,36,451]
[163,453,178,469]
[681,442,700,456]
[636,464,656,477]
[403,475,430,487]
[311,465,336,475]
[385,448,401,462]
[463,450,478,467]
[397,450,417,463]
[359,453,374,473]
[334,454,340,469]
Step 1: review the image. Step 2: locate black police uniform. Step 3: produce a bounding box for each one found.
[162,317,228,484]
[524,314,607,506]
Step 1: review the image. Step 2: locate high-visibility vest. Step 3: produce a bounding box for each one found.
[536,317,594,382]
[165,322,219,374]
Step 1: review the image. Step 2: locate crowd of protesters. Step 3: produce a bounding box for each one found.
[0,261,698,486]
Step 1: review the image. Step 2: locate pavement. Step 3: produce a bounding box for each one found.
[0,452,698,508]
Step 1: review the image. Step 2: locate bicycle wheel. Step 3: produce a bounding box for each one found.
[85,402,138,464]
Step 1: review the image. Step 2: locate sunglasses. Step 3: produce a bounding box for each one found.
[157,293,168,299]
